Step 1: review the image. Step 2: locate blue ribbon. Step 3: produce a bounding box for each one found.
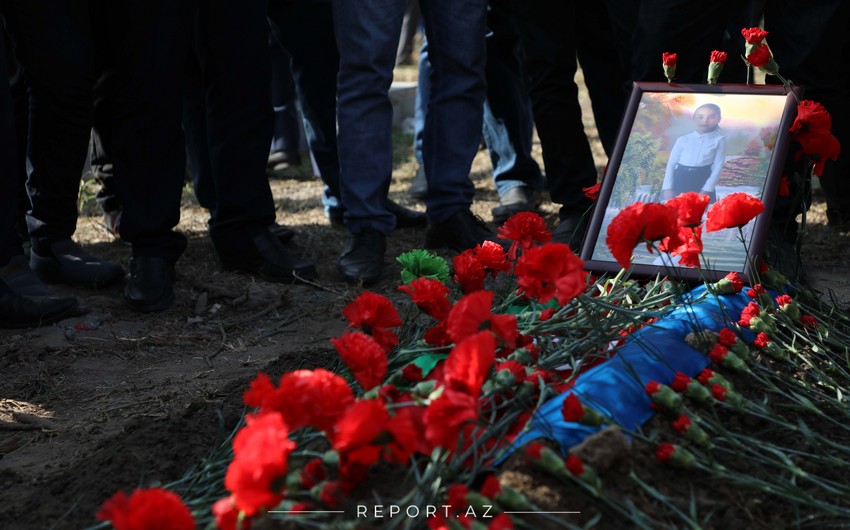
[508,285,753,454]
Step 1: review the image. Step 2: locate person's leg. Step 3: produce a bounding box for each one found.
[418,0,487,224]
[575,1,629,157]
[91,0,190,265]
[268,33,302,168]
[2,2,94,249]
[195,0,316,282]
[406,37,429,199]
[511,0,596,245]
[484,0,544,224]
[181,40,218,214]
[396,0,421,66]
[0,21,78,325]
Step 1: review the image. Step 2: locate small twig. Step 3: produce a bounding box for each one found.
[181,276,242,299]
[293,271,346,296]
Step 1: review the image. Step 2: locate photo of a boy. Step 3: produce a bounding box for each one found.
[661,103,725,203]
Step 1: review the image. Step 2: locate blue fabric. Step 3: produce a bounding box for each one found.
[509,285,753,454]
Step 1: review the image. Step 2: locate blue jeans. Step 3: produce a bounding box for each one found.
[332,0,487,233]
[413,1,543,199]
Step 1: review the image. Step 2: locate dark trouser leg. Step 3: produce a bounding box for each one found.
[269,34,301,156]
[90,0,191,261]
[1,23,21,266]
[512,0,595,219]
[2,1,95,251]
[268,0,341,202]
[182,46,217,213]
[194,0,276,253]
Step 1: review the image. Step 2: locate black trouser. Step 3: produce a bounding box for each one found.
[189,0,277,255]
[511,0,618,219]
[1,22,20,267]
[672,164,715,203]
[1,2,95,252]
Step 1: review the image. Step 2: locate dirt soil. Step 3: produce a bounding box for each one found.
[2,82,850,530]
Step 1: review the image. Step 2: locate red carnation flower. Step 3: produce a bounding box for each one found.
[670,372,693,392]
[705,193,765,232]
[342,292,401,352]
[741,27,768,45]
[212,496,248,530]
[662,52,677,66]
[525,441,545,460]
[800,314,818,329]
[444,331,497,397]
[301,458,327,489]
[497,212,552,260]
[331,331,388,390]
[402,363,424,383]
[655,442,676,462]
[583,182,601,201]
[671,413,692,433]
[244,369,353,434]
[665,191,710,227]
[333,399,415,471]
[710,50,728,63]
[481,474,502,499]
[655,442,696,469]
[738,301,761,328]
[711,383,729,401]
[515,242,586,306]
[606,202,680,269]
[718,328,738,347]
[746,284,766,298]
[746,44,775,69]
[753,332,770,349]
[398,277,452,320]
[791,100,833,135]
[453,249,487,294]
[561,393,605,426]
[775,294,793,308]
[566,454,585,476]
[476,240,512,276]
[98,488,195,530]
[225,413,294,516]
[446,290,518,347]
[424,389,478,451]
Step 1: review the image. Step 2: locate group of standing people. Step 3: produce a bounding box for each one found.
[1,0,848,329]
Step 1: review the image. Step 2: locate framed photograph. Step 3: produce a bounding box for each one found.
[581,82,799,282]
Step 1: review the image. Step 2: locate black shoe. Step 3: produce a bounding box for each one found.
[123,256,175,313]
[0,282,79,329]
[551,213,588,252]
[30,239,124,289]
[425,209,503,252]
[386,199,426,228]
[408,166,427,200]
[219,230,317,283]
[269,223,296,244]
[0,255,53,296]
[338,229,386,284]
[491,186,541,226]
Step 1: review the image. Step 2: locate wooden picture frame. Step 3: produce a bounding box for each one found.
[580,82,800,282]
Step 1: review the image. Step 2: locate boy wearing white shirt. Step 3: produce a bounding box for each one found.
[662,103,725,202]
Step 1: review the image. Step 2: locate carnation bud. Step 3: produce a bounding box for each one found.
[495,485,532,511]
[645,381,683,413]
[776,295,801,321]
[708,344,749,372]
[697,368,732,390]
[656,443,696,469]
[707,50,727,84]
[561,393,607,427]
[711,384,746,407]
[711,272,744,294]
[566,454,602,494]
[671,414,712,447]
[508,347,536,365]
[662,52,677,82]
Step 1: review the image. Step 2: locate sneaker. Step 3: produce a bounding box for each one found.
[338,229,386,284]
[425,209,503,252]
[491,186,541,226]
[30,239,125,288]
